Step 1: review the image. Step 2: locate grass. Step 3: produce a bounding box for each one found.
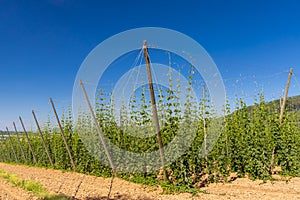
[0,169,69,200]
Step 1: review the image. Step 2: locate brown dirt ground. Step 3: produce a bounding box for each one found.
[0,163,299,200]
[0,178,38,200]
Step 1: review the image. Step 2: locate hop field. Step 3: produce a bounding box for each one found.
[1,74,300,191]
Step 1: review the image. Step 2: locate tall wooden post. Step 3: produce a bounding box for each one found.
[202,84,207,160]
[32,110,54,166]
[279,68,293,124]
[143,40,167,180]
[50,98,76,170]
[79,80,115,172]
[270,67,293,174]
[19,116,38,165]
[6,127,18,162]
[13,122,27,162]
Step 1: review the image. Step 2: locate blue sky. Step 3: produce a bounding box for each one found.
[1,0,300,130]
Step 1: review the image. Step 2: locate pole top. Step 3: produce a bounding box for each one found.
[143,40,147,49]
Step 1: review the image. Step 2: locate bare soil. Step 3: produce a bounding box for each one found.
[0,163,299,200]
[0,178,38,200]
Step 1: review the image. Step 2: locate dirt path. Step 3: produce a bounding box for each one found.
[0,163,300,200]
[0,178,38,200]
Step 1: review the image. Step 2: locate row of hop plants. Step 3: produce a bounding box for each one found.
[0,67,300,189]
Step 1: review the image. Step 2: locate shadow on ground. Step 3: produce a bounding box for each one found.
[85,194,154,200]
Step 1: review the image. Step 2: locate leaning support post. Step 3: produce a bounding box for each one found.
[32,110,54,166]
[270,67,293,174]
[79,80,115,172]
[79,80,117,199]
[50,98,76,170]
[143,40,167,181]
[202,84,207,160]
[13,122,27,163]
[6,127,18,162]
[19,116,38,165]
[279,68,293,124]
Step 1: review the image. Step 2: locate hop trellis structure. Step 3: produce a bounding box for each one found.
[0,67,300,190]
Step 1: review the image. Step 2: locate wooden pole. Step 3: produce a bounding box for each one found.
[19,116,38,165]
[143,40,167,180]
[279,68,293,124]
[50,98,76,170]
[79,80,115,172]
[270,68,293,174]
[6,127,18,162]
[202,84,207,160]
[32,110,54,166]
[12,122,27,162]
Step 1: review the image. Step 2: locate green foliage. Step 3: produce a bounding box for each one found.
[0,71,300,193]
